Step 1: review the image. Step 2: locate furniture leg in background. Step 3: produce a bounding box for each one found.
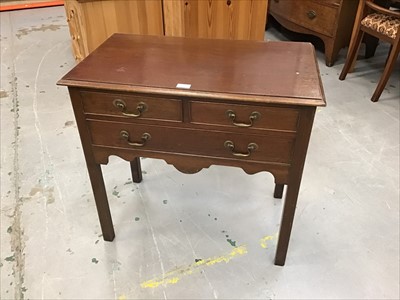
[130,157,143,183]
[274,184,285,199]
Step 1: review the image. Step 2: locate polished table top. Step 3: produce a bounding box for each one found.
[59,34,326,107]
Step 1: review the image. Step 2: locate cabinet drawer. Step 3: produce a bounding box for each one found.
[270,0,338,37]
[318,0,341,6]
[190,101,299,132]
[88,120,295,164]
[80,91,182,122]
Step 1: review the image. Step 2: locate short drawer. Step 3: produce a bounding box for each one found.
[190,101,299,132]
[270,0,338,37]
[80,91,182,122]
[318,0,341,6]
[88,120,295,164]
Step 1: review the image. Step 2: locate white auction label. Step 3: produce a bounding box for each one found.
[176,83,191,89]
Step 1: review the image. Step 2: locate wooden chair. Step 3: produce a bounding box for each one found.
[339,0,400,102]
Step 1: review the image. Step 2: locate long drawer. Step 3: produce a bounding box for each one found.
[80,91,183,122]
[190,101,299,132]
[87,120,295,164]
[269,0,338,37]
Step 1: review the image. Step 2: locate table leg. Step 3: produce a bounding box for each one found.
[274,180,301,266]
[68,87,115,241]
[274,184,284,199]
[130,157,143,183]
[274,107,316,266]
[87,164,115,241]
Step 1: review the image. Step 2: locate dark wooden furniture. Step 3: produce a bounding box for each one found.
[269,0,359,66]
[58,34,326,266]
[339,0,400,102]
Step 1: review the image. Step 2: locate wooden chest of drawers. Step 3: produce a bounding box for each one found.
[58,34,326,266]
[269,0,358,66]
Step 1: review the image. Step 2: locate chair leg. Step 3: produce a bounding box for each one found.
[339,31,365,80]
[371,44,400,102]
[384,45,393,66]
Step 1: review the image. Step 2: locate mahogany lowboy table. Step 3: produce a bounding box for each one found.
[58,34,326,266]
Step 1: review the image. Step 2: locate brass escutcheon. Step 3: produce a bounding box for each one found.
[224,140,258,157]
[307,10,317,20]
[226,110,261,127]
[113,99,147,118]
[120,130,151,147]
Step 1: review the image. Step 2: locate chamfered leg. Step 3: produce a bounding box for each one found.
[130,157,143,183]
[274,184,284,199]
[87,163,115,241]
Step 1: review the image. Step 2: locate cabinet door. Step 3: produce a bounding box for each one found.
[163,0,268,41]
[64,0,88,61]
[65,0,164,60]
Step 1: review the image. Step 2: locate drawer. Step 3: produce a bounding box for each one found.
[318,0,341,7]
[80,91,182,122]
[88,120,295,164]
[270,0,338,37]
[190,101,299,132]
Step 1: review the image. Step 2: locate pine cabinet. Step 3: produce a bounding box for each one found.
[64,0,268,61]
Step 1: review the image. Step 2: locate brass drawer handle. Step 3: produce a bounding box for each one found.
[226,110,261,128]
[307,10,317,20]
[224,140,258,157]
[113,99,147,118]
[120,130,151,147]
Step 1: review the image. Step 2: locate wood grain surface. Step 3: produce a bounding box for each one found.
[64,0,163,59]
[163,0,268,40]
[64,0,267,60]
[59,34,326,106]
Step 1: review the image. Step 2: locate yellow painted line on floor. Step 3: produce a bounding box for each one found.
[140,245,248,289]
[141,276,180,289]
[140,232,277,289]
[259,235,274,249]
[259,233,278,249]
